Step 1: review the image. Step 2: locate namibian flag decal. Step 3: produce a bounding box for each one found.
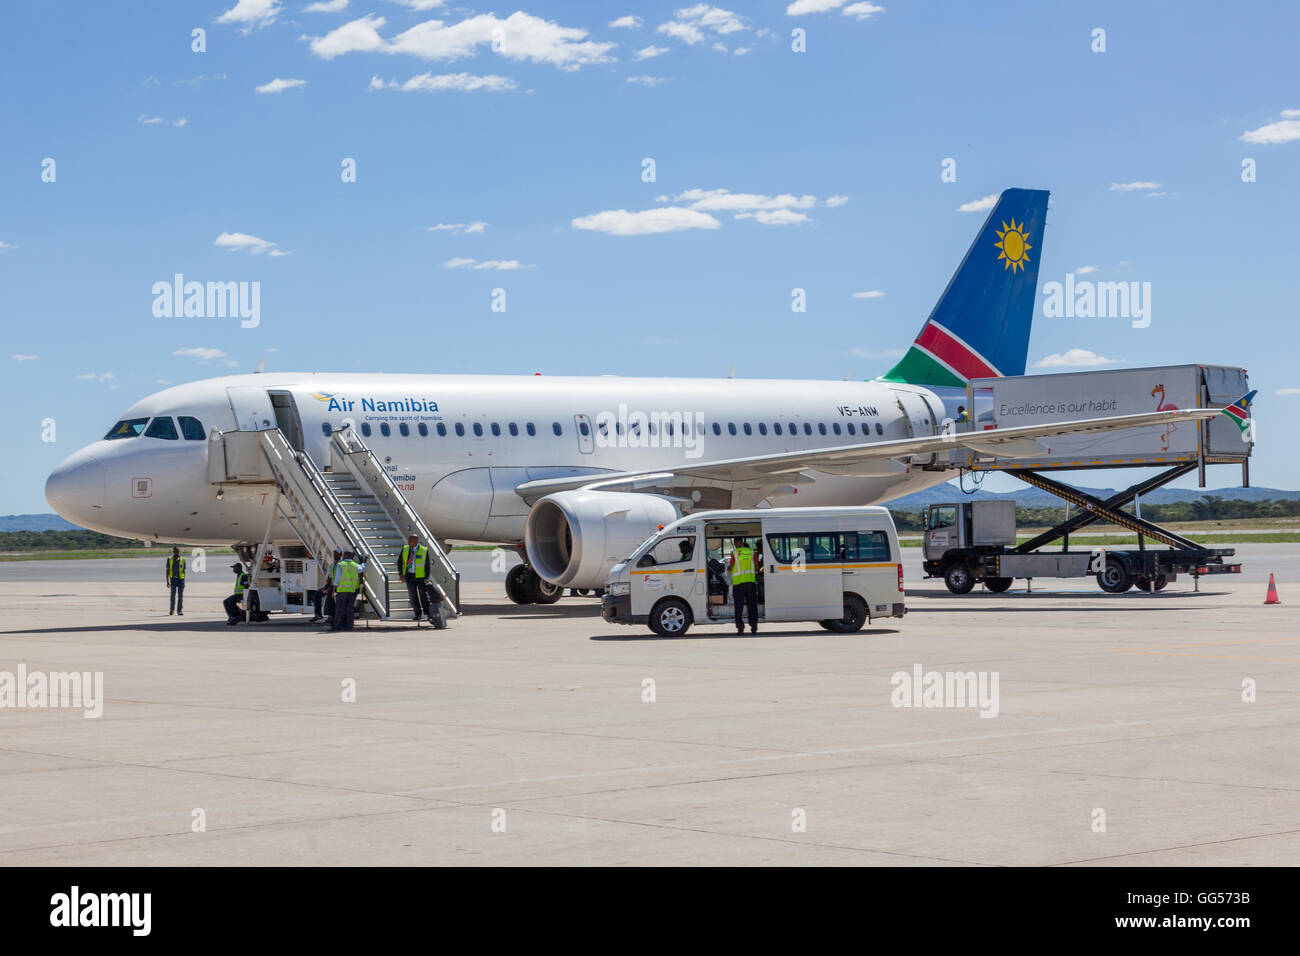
[1220,390,1256,433]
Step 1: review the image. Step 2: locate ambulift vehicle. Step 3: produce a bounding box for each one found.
[602,507,906,637]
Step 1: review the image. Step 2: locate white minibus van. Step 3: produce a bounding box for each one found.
[601,507,905,637]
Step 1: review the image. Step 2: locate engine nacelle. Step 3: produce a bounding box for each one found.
[524,491,681,589]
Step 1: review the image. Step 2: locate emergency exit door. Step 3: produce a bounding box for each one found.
[574,413,594,454]
[227,387,275,431]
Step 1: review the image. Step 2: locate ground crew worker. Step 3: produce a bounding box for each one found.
[399,535,432,622]
[311,548,342,623]
[165,546,186,616]
[329,550,365,632]
[729,536,759,635]
[223,562,250,625]
[956,405,969,423]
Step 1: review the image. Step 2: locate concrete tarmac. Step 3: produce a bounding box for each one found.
[1,546,1297,866]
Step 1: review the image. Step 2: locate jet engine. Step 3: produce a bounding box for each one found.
[524,491,681,589]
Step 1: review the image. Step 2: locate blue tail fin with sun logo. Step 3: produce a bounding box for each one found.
[880,187,1050,387]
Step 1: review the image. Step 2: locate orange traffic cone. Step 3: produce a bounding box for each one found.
[1264,574,1281,605]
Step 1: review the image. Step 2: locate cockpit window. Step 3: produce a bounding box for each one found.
[104,418,149,440]
[145,417,179,440]
[178,416,206,441]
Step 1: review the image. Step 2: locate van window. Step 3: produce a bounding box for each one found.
[104,418,149,440]
[145,417,179,440]
[636,535,696,568]
[767,532,852,564]
[846,530,892,561]
[178,416,206,440]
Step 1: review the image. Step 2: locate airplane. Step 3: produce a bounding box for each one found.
[45,188,1243,606]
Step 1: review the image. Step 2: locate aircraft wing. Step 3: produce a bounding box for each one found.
[514,406,1230,503]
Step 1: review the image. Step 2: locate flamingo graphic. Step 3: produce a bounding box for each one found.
[1152,384,1178,450]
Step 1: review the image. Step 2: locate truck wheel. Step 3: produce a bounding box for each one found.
[824,595,867,633]
[1097,558,1133,593]
[1153,574,1168,591]
[505,565,532,604]
[944,563,975,595]
[1136,574,1168,592]
[649,598,692,637]
[984,577,1013,593]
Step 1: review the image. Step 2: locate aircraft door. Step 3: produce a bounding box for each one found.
[574,414,595,454]
[268,390,305,450]
[227,387,275,431]
[891,388,938,466]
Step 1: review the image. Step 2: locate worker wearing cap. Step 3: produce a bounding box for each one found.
[311,548,342,623]
[223,562,250,625]
[729,536,759,635]
[328,550,366,632]
[165,546,186,616]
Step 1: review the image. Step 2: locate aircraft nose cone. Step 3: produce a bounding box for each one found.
[45,453,106,527]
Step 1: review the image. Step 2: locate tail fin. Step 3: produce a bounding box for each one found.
[1220,390,1257,433]
[881,187,1050,387]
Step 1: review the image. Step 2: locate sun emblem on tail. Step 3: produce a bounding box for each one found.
[994,219,1031,273]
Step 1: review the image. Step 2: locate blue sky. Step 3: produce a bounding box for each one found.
[3,0,1299,513]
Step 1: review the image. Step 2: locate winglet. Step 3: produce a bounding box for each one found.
[1220,390,1257,433]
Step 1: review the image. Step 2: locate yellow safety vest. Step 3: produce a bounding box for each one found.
[400,544,428,579]
[732,547,756,585]
[167,556,185,579]
[336,559,361,594]
[234,572,248,595]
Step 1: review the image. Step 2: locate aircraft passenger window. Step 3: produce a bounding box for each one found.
[803,423,812,436]
[104,418,149,440]
[832,422,842,435]
[473,423,483,437]
[758,423,767,435]
[743,423,752,436]
[437,423,447,437]
[847,422,856,436]
[509,423,519,437]
[648,421,657,436]
[491,423,501,437]
[321,423,332,437]
[145,416,179,440]
[712,422,721,436]
[552,422,562,436]
[876,422,884,435]
[526,423,536,436]
[728,423,737,436]
[399,423,410,437]
[616,422,624,436]
[178,416,206,440]
[361,423,372,437]
[580,421,590,436]
[665,421,673,436]
[818,423,828,436]
[418,423,429,437]
[455,423,465,437]
[380,423,391,437]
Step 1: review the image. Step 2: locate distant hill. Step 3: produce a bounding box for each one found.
[886,485,1300,511]
[0,514,82,532]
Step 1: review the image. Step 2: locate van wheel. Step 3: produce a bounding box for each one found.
[649,598,692,637]
[823,595,867,633]
[1097,558,1133,593]
[505,565,532,604]
[944,563,975,594]
[984,577,1013,593]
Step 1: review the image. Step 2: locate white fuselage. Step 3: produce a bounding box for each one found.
[45,373,958,546]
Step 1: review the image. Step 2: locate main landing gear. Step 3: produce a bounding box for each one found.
[505,564,563,605]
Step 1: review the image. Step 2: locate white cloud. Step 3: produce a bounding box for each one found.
[733,46,750,55]
[634,45,669,59]
[1241,109,1300,145]
[658,5,749,46]
[786,0,885,18]
[1109,180,1162,192]
[1033,349,1122,369]
[1145,191,1168,198]
[1075,265,1098,275]
[666,188,816,213]
[572,207,722,236]
[825,194,848,207]
[173,118,188,127]
[137,114,165,125]
[850,347,904,359]
[304,0,347,11]
[382,0,445,9]
[217,0,282,32]
[1275,387,1300,395]
[255,77,308,94]
[609,15,643,28]
[155,378,173,385]
[11,354,38,361]
[369,72,515,92]
[957,193,998,212]
[174,347,228,361]
[308,12,615,71]
[735,208,808,225]
[0,240,15,250]
[215,231,287,255]
[443,257,530,270]
[852,290,885,299]
[427,222,487,233]
[76,372,115,382]
[626,75,667,86]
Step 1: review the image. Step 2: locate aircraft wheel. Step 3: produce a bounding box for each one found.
[944,563,975,595]
[649,598,692,637]
[984,577,1013,593]
[526,570,564,604]
[505,564,533,604]
[1097,558,1133,593]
